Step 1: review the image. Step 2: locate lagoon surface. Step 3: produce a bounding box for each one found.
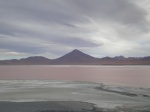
[0,65,150,88]
[0,66,150,111]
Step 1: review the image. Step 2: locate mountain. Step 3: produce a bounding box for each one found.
[0,56,52,65]
[0,49,150,65]
[113,56,126,60]
[98,56,150,65]
[51,49,98,64]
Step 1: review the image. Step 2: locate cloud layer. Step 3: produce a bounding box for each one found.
[0,0,150,59]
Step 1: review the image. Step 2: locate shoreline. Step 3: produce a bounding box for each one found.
[0,80,150,112]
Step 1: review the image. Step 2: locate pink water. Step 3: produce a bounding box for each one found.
[0,65,150,88]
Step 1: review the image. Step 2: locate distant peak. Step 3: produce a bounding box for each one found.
[114,56,125,59]
[72,49,80,52]
[71,49,82,53]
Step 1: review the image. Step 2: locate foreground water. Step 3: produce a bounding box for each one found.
[0,66,150,111]
[0,65,150,88]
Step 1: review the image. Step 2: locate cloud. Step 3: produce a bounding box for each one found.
[0,0,150,59]
[47,35,102,47]
[68,0,149,30]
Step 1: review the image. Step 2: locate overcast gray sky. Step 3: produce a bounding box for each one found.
[0,0,150,59]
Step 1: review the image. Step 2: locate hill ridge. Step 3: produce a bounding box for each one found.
[0,49,150,65]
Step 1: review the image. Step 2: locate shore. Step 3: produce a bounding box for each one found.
[0,80,150,112]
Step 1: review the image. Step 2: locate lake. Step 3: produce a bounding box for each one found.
[0,65,150,88]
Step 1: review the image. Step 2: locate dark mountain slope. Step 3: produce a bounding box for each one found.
[51,49,98,65]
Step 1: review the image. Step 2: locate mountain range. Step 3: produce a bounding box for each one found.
[0,49,150,65]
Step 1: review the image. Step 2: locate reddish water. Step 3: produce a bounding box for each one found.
[0,65,150,88]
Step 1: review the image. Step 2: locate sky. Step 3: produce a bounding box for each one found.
[0,0,150,60]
